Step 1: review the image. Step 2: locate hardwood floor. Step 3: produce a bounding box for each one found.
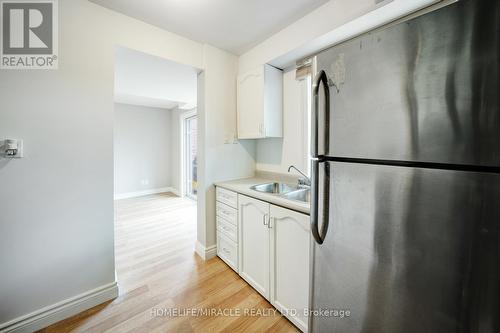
[39,193,299,333]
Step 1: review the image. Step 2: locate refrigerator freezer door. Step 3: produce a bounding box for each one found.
[315,0,500,167]
[310,161,500,332]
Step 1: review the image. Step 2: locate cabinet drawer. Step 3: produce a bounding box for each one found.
[216,187,237,208]
[217,216,237,243]
[217,233,238,271]
[216,202,237,225]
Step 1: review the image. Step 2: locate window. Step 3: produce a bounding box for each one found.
[184,115,197,199]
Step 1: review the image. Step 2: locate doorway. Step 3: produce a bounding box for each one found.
[184,114,198,200]
[112,46,200,301]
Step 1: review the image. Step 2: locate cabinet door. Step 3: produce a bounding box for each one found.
[238,194,270,299]
[270,205,310,332]
[237,67,264,139]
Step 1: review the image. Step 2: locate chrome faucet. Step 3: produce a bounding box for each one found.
[288,165,311,187]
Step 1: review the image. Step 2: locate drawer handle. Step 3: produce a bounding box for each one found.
[222,247,230,254]
[222,226,231,231]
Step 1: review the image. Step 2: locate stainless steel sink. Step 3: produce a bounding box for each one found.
[250,182,299,194]
[282,189,311,203]
[250,182,310,204]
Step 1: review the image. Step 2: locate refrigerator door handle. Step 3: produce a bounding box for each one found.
[311,159,330,244]
[311,69,331,244]
[311,70,330,158]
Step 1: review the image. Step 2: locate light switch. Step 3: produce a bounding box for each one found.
[2,139,23,158]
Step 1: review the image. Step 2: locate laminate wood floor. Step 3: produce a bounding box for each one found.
[39,193,299,333]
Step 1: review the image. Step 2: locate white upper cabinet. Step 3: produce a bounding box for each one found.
[237,64,283,139]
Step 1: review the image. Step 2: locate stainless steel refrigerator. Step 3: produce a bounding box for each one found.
[309,0,500,332]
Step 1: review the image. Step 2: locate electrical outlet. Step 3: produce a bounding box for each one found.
[141,179,149,186]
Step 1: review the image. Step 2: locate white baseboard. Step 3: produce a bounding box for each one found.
[114,187,176,200]
[0,281,118,333]
[169,187,181,197]
[195,241,217,261]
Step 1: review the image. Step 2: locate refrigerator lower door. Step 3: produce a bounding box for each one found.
[310,161,500,333]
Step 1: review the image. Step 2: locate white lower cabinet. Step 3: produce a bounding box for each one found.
[216,187,239,272]
[238,195,270,298]
[237,194,310,332]
[217,232,238,271]
[269,205,310,332]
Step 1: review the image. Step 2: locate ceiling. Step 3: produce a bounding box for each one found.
[114,46,198,109]
[90,0,329,55]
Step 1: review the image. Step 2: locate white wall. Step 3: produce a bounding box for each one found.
[238,0,442,72]
[114,103,172,196]
[255,69,310,175]
[114,47,198,109]
[0,0,248,330]
[239,0,378,72]
[197,45,256,250]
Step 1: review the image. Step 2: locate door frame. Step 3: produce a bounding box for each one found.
[180,109,197,199]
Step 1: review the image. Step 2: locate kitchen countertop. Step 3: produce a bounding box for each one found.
[215,175,310,215]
